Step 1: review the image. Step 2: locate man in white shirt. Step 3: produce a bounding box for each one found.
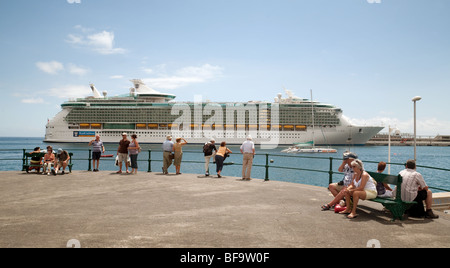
[162,135,174,174]
[400,160,438,219]
[240,135,255,181]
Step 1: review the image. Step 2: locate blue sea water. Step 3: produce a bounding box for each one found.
[1,137,449,192]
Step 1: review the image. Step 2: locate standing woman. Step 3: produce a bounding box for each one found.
[128,134,140,174]
[215,142,232,178]
[173,137,188,175]
[340,159,378,219]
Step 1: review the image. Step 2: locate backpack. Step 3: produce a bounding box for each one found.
[203,143,213,155]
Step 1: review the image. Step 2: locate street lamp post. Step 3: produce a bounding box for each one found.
[388,125,400,174]
[412,96,422,161]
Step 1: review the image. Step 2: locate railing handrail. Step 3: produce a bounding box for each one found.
[1,148,448,192]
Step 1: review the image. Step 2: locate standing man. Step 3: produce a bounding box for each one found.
[117,133,130,174]
[203,138,217,177]
[400,160,439,219]
[240,135,255,181]
[162,135,174,174]
[89,135,105,172]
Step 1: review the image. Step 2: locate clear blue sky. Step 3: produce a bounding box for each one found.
[1,0,449,137]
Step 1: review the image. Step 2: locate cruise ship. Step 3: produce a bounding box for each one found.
[44,79,383,146]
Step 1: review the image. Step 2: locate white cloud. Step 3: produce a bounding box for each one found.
[67,27,127,55]
[21,98,45,104]
[143,68,154,74]
[143,64,223,90]
[36,61,64,75]
[68,64,89,76]
[36,61,89,76]
[47,85,91,99]
[110,75,124,79]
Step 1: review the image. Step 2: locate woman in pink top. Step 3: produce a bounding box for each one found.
[43,146,55,175]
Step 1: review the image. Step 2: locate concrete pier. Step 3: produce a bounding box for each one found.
[0,171,449,248]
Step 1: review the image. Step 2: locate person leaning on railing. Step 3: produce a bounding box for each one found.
[215,142,232,178]
[173,137,188,175]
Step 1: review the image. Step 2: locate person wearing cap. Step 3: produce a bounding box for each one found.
[321,151,358,210]
[162,135,174,174]
[116,133,130,174]
[240,135,255,181]
[203,138,217,177]
[54,148,70,175]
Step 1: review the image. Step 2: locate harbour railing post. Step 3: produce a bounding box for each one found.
[328,157,333,185]
[147,150,152,173]
[22,149,27,171]
[265,154,270,181]
[88,149,92,171]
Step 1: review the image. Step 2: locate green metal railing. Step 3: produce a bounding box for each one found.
[1,148,449,192]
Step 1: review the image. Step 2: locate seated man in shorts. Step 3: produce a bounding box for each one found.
[321,151,358,210]
[53,148,70,175]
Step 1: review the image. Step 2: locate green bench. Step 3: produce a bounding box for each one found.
[23,152,74,173]
[367,171,417,221]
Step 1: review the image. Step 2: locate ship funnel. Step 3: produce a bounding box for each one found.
[90,83,103,98]
[130,79,160,94]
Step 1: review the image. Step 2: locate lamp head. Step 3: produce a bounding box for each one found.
[412,96,422,102]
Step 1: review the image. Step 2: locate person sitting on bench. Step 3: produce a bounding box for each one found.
[28,147,43,173]
[53,148,70,175]
[400,160,439,219]
[43,146,55,175]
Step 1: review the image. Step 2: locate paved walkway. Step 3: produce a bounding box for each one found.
[0,171,449,248]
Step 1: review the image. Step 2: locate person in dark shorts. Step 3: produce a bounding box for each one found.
[89,135,105,172]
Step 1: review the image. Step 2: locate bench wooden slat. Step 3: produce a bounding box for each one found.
[366,171,416,221]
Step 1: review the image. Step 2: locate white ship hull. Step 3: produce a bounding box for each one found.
[45,110,382,146]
